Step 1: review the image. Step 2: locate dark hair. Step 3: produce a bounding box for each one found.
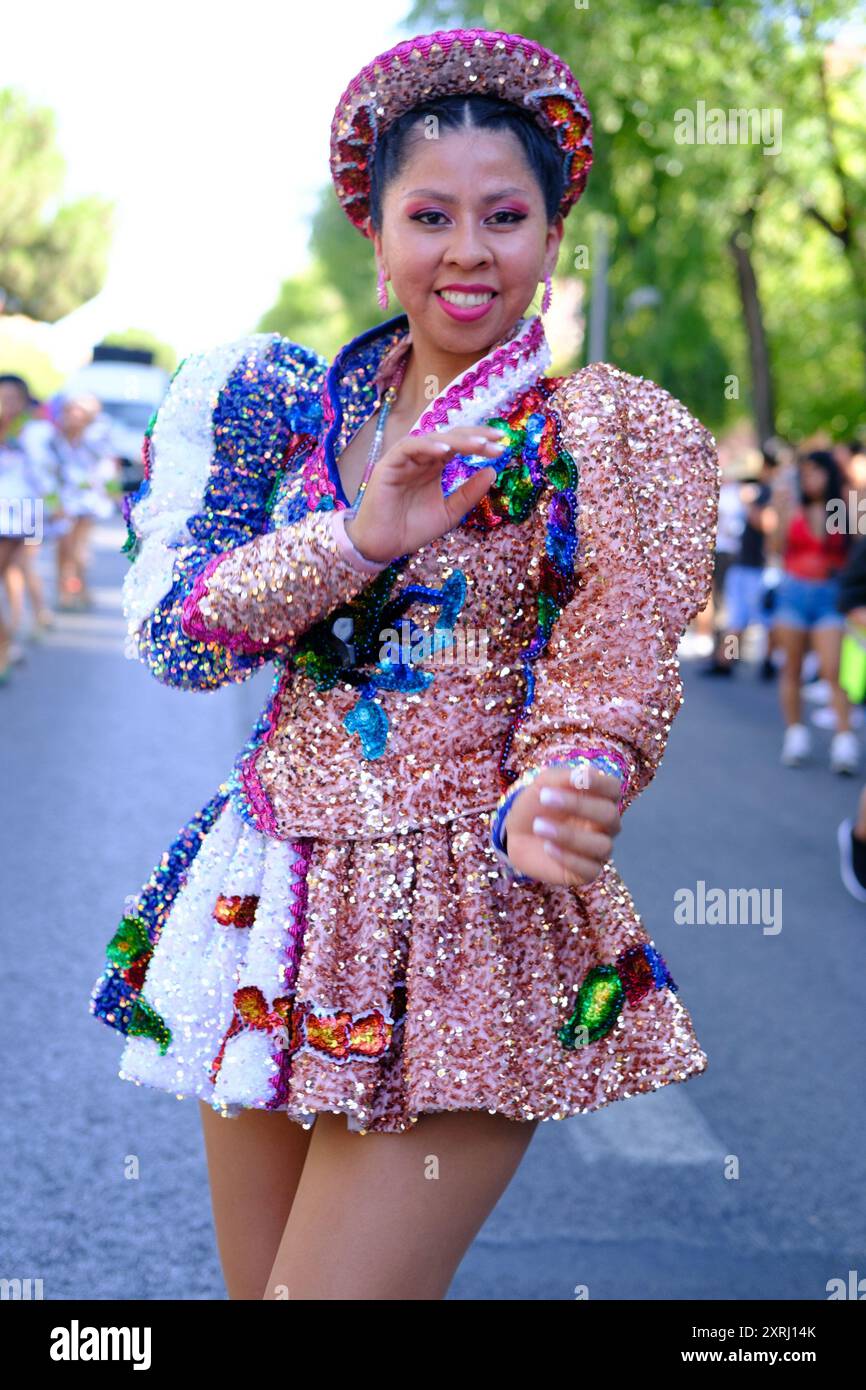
[799,449,846,508]
[368,93,565,235]
[0,373,38,407]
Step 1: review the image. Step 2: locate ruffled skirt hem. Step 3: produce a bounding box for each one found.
[90,789,709,1134]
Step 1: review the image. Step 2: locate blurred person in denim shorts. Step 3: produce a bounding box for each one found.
[773,450,855,771]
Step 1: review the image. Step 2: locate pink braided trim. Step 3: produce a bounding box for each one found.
[412,317,546,433]
[302,442,337,511]
[235,671,292,836]
[267,838,314,1109]
[237,755,279,836]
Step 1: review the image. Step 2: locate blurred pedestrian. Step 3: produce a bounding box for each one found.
[0,374,53,683]
[702,442,749,672]
[772,450,856,770]
[41,392,121,610]
[703,450,777,676]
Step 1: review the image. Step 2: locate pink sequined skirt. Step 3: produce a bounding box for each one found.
[93,795,708,1133]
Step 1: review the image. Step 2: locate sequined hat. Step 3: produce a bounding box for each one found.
[330,27,593,238]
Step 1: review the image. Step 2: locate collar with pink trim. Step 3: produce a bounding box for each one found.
[301,311,552,512]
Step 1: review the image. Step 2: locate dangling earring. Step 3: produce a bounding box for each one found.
[377,264,389,310]
[541,273,553,315]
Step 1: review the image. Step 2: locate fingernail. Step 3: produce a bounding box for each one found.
[469,435,503,449]
[543,840,563,860]
[539,787,570,809]
[532,817,560,838]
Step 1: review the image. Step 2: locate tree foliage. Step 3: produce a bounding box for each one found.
[257,0,866,440]
[0,89,114,323]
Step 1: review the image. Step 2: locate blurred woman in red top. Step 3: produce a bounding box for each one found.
[772,450,855,771]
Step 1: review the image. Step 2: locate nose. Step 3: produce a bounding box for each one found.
[442,215,493,266]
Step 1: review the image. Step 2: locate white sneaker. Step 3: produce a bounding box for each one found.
[802,651,821,682]
[802,679,831,705]
[830,730,860,775]
[811,704,865,730]
[781,723,811,765]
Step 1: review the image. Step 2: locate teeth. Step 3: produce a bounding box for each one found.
[439,290,495,306]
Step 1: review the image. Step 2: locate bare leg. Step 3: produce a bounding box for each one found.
[197,1100,314,1300]
[18,542,51,623]
[811,624,850,733]
[0,537,27,673]
[72,516,94,596]
[263,1108,539,1301]
[57,527,78,602]
[773,623,808,725]
[3,557,25,634]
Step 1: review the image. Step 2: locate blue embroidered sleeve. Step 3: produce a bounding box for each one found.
[121,333,329,692]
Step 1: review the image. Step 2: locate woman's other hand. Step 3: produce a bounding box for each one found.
[502,764,624,888]
[343,425,508,564]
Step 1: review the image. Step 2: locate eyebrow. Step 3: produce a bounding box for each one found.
[402,187,529,203]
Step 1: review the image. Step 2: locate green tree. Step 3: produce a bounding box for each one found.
[257,191,392,356]
[405,0,866,440]
[0,89,114,322]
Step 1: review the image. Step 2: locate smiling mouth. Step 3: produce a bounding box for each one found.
[435,289,498,306]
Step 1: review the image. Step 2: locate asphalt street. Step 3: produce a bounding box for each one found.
[1,521,863,1301]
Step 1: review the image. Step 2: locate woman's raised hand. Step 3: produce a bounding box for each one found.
[343,425,509,564]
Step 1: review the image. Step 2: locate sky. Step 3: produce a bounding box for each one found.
[3,0,411,363]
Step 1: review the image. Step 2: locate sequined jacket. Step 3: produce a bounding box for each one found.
[121,313,720,874]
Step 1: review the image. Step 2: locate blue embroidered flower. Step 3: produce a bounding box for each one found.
[341,570,468,759]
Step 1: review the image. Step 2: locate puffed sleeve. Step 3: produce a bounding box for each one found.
[490,363,720,880]
[122,333,391,692]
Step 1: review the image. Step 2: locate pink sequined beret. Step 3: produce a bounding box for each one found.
[329,27,593,238]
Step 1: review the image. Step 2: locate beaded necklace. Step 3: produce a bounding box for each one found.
[347,351,409,513]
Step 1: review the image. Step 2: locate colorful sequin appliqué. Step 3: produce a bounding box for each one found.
[558,943,678,1048]
[90,789,230,1049]
[210,985,407,1107]
[295,568,468,760]
[454,376,580,792]
[206,839,407,1107]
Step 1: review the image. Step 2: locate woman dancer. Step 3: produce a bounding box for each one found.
[91,27,720,1300]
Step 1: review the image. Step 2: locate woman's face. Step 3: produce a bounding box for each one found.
[372,123,563,359]
[800,459,827,501]
[0,382,29,425]
[61,396,100,435]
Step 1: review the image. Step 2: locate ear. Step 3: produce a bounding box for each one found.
[370,223,385,271]
[544,215,565,276]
